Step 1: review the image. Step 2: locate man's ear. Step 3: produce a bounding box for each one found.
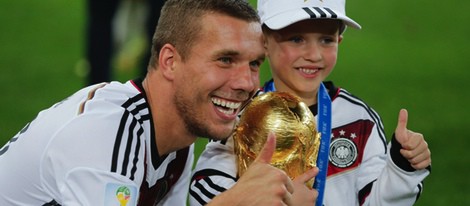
[158,43,178,80]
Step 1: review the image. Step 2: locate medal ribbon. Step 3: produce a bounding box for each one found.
[263,80,331,206]
[313,82,332,206]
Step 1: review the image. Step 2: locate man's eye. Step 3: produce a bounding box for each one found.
[249,61,262,70]
[219,57,233,64]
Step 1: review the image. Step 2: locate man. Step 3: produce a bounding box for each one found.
[0,0,300,205]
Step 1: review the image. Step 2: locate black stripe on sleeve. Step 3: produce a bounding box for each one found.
[192,168,238,182]
[111,111,129,172]
[42,199,61,206]
[130,127,143,180]
[358,180,375,205]
[121,117,138,176]
[189,188,207,206]
[190,169,237,205]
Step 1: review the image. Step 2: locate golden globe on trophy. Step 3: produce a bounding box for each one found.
[233,91,321,186]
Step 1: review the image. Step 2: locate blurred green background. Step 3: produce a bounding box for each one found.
[0,0,469,205]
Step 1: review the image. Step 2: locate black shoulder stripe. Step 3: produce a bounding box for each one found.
[337,90,387,152]
[111,94,149,179]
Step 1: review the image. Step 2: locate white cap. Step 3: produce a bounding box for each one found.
[258,0,361,30]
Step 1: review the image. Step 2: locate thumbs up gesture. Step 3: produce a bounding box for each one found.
[211,133,295,205]
[394,109,432,170]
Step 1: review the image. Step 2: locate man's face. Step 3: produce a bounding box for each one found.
[173,13,265,140]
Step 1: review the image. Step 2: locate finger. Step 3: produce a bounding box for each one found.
[400,134,426,157]
[255,132,276,164]
[395,109,409,144]
[293,167,319,184]
[282,187,294,206]
[411,157,432,170]
[285,174,294,194]
[405,147,431,168]
[403,132,423,150]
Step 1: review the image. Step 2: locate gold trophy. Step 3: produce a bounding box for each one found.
[233,92,321,186]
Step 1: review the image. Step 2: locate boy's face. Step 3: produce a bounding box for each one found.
[265,19,342,105]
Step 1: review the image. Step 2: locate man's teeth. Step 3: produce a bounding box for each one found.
[216,107,235,115]
[212,97,242,115]
[212,98,241,109]
[299,68,318,74]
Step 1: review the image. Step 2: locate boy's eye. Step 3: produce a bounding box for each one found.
[288,36,304,43]
[321,36,337,44]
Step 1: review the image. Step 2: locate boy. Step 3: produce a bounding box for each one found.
[189,0,431,205]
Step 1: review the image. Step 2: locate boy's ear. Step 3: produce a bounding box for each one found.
[338,35,343,44]
[158,44,178,80]
[263,37,270,57]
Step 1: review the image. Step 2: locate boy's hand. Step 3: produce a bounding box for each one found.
[291,167,319,206]
[394,109,431,170]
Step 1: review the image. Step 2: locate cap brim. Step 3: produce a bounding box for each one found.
[263,8,361,30]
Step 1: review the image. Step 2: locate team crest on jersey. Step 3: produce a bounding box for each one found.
[104,183,138,206]
[326,120,374,176]
[329,136,358,168]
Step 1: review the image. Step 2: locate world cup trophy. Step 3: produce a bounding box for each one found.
[233,91,321,186]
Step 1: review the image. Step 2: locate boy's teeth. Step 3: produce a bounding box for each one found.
[299,68,318,74]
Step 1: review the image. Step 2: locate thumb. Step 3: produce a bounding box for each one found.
[395,109,409,143]
[255,132,276,164]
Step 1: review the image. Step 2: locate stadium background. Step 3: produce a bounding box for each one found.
[0,0,468,205]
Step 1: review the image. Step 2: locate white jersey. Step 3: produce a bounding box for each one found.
[189,81,430,206]
[0,79,194,206]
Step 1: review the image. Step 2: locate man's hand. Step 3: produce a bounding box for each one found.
[209,133,295,205]
[395,109,431,170]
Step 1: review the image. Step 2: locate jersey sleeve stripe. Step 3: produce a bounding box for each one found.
[190,169,237,205]
[358,179,375,205]
[120,117,138,177]
[129,127,144,180]
[189,188,208,206]
[192,169,238,181]
[111,111,129,173]
[203,176,228,193]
